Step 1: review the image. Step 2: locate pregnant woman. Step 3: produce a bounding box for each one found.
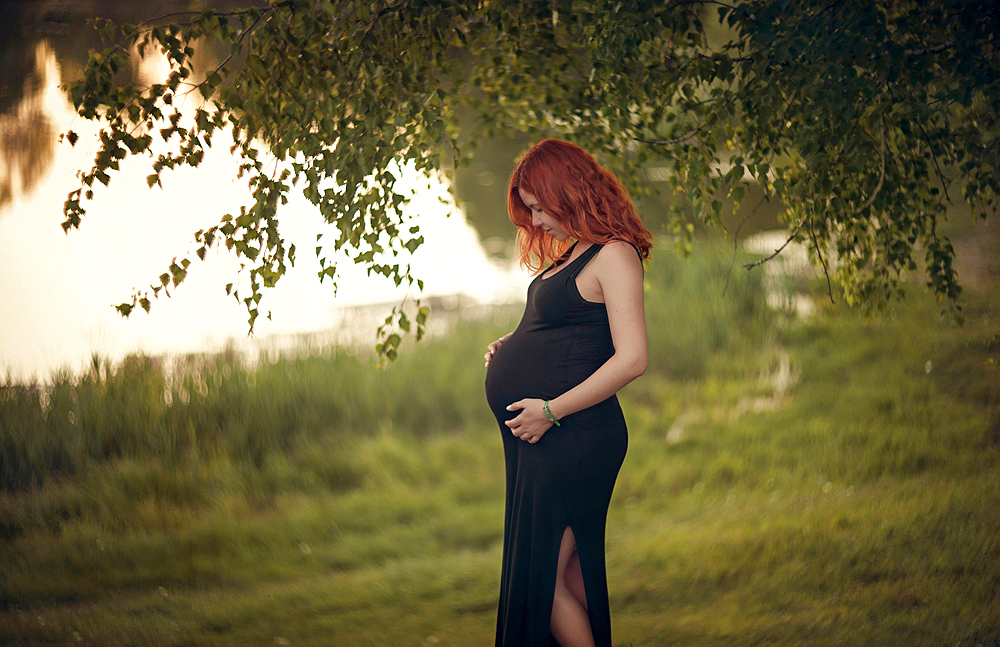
[484,139,653,647]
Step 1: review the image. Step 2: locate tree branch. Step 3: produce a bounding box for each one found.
[743,226,799,271]
[887,85,955,204]
[807,217,835,304]
[182,9,272,99]
[852,113,886,214]
[722,83,799,293]
[902,42,954,57]
[88,7,269,80]
[666,0,739,8]
[723,192,770,295]
[915,120,953,204]
[726,0,845,66]
[363,0,411,32]
[634,122,707,146]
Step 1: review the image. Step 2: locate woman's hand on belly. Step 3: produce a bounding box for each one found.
[504,398,553,444]
[484,332,513,368]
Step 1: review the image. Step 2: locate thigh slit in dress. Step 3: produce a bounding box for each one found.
[485,243,628,647]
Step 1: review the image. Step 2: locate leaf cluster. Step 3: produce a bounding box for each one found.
[63,0,999,357]
[471,0,998,315]
[64,1,478,353]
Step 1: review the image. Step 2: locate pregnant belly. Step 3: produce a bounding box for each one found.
[484,333,563,415]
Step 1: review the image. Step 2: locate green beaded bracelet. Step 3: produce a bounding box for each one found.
[543,400,561,426]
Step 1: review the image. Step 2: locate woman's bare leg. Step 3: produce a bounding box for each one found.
[550,527,595,647]
[564,550,588,611]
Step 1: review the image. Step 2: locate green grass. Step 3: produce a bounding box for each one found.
[1,236,998,646]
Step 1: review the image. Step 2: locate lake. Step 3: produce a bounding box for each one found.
[0,4,530,380]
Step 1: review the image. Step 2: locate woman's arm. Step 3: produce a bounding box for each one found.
[505,242,647,443]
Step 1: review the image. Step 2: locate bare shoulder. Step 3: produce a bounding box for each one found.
[576,241,644,303]
[593,241,643,278]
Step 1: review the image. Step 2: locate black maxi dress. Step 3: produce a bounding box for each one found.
[485,242,628,647]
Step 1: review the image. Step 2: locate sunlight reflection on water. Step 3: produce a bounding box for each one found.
[0,42,528,380]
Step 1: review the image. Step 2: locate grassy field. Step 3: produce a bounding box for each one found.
[1,232,998,646]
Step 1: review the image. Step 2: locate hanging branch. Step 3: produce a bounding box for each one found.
[723,84,799,293]
[852,113,886,214]
[723,192,769,295]
[634,122,707,147]
[743,225,800,271]
[807,217,835,304]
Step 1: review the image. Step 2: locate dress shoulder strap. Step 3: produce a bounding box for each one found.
[568,243,604,279]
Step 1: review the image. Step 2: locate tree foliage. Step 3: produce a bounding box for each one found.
[63,0,998,356]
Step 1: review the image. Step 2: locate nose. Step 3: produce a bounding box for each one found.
[531,212,543,227]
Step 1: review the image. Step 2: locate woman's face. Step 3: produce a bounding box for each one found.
[518,188,570,241]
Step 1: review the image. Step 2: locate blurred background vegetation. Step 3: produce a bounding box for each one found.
[2,228,999,645]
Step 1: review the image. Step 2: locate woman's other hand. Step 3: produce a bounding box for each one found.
[484,333,513,367]
[504,398,553,444]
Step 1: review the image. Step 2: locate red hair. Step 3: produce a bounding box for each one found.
[507,139,653,272]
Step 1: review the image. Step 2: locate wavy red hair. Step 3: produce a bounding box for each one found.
[507,139,652,272]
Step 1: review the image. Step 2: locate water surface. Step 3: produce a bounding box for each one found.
[0,37,527,379]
